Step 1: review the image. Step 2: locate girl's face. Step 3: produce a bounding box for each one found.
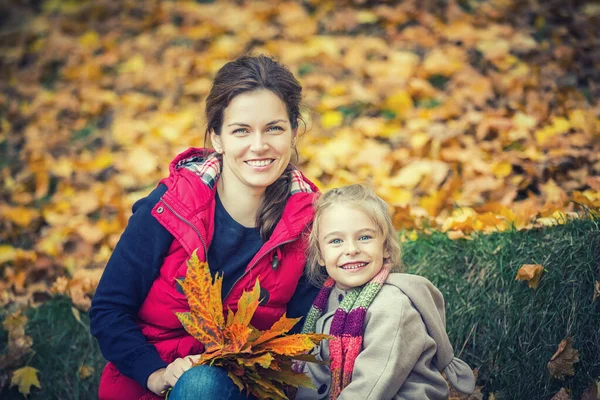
[318,203,388,290]
[211,89,295,196]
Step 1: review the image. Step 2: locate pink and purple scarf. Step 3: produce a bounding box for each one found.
[301,265,390,399]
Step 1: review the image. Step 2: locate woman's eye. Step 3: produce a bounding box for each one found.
[232,128,249,135]
[266,125,284,133]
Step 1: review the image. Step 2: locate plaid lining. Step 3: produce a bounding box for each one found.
[180,153,313,194]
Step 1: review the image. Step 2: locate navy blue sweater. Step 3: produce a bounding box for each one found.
[89,184,319,388]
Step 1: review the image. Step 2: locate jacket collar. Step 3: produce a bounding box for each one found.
[174,147,317,196]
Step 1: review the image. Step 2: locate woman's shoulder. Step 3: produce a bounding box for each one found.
[156,148,218,206]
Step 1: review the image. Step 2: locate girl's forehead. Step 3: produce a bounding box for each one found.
[318,202,381,229]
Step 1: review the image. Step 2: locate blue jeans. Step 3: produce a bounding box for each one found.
[168,365,257,400]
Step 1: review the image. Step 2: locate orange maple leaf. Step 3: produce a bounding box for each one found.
[175,251,224,353]
[175,251,329,400]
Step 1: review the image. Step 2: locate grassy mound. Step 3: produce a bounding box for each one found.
[403,218,600,399]
[1,218,598,399]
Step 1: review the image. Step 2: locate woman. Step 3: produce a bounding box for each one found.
[89,55,320,400]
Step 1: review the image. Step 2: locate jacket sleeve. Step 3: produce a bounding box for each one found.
[338,286,448,400]
[89,184,172,389]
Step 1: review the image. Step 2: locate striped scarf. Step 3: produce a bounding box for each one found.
[301,265,390,399]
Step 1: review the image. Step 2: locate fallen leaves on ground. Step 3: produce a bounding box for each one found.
[0,312,33,371]
[551,388,571,400]
[515,264,545,289]
[175,251,328,400]
[548,337,580,380]
[10,366,41,397]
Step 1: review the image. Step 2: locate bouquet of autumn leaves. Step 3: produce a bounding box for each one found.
[174,251,328,400]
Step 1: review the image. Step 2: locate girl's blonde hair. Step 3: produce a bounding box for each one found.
[306,184,403,286]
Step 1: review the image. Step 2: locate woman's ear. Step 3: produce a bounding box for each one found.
[210,129,223,154]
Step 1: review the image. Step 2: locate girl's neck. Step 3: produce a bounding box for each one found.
[216,179,264,228]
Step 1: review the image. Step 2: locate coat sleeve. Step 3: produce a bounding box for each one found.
[89,184,172,388]
[338,286,447,400]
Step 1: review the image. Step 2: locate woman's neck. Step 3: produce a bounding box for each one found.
[216,179,264,228]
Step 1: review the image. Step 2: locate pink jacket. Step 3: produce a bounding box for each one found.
[98,148,319,400]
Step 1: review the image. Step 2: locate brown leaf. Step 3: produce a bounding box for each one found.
[515,264,545,289]
[548,337,580,380]
[550,388,571,400]
[580,381,599,400]
[593,281,600,303]
[79,365,94,380]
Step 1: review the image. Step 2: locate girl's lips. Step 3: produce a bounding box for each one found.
[339,262,368,270]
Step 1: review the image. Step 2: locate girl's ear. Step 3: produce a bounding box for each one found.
[383,246,391,259]
[210,130,223,154]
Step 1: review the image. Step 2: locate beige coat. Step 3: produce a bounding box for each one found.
[295,273,475,400]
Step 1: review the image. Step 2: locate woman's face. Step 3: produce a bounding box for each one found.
[211,89,295,197]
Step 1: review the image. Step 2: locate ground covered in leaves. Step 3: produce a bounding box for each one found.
[0,0,599,399]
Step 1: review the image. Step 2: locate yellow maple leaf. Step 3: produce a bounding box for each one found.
[515,264,545,289]
[11,366,41,396]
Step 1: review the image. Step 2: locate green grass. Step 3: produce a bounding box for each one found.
[402,218,600,399]
[0,297,104,399]
[1,218,598,399]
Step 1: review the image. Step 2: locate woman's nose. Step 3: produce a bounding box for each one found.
[250,132,268,152]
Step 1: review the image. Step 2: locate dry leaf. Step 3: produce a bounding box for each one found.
[593,281,600,303]
[515,264,545,289]
[548,337,580,380]
[580,381,599,400]
[551,388,571,400]
[79,365,94,380]
[11,366,41,396]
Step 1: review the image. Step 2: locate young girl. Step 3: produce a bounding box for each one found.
[295,184,475,400]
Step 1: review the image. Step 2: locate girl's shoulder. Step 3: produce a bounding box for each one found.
[384,272,442,296]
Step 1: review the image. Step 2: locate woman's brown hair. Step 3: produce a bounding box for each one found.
[205,55,303,241]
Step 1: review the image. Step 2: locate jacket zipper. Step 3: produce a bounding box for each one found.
[160,199,208,259]
[224,238,297,300]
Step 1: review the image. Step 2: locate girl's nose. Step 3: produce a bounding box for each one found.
[345,241,360,256]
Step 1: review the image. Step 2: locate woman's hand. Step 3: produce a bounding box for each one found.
[146,354,202,395]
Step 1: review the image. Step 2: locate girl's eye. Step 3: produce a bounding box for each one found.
[359,235,372,241]
[329,238,342,245]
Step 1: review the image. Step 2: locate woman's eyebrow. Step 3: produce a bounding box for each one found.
[227,119,288,127]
